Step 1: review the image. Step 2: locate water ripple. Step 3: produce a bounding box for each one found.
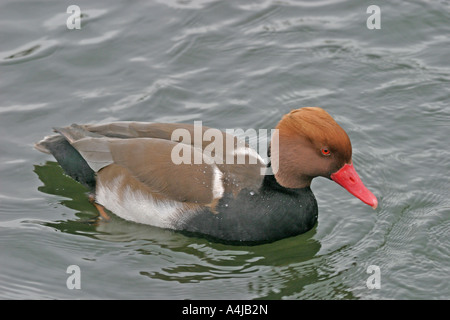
[0,38,58,65]
[0,103,48,114]
[155,0,219,10]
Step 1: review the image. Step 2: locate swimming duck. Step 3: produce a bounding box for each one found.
[35,107,377,243]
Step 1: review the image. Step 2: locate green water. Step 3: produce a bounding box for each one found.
[0,0,449,299]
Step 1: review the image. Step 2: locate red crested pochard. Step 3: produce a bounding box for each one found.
[35,107,377,243]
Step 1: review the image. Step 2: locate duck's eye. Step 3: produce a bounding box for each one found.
[321,148,331,156]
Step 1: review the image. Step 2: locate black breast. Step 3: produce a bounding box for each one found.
[179,175,318,244]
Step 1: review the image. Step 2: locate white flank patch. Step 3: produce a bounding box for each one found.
[95,175,187,229]
[212,166,224,199]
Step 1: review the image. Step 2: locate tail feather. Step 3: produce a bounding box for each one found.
[35,125,97,189]
[35,134,63,154]
[53,124,104,144]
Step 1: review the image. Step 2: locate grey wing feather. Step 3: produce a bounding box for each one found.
[54,124,114,172]
[71,138,114,172]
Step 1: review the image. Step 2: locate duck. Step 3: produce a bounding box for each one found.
[35,107,377,244]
